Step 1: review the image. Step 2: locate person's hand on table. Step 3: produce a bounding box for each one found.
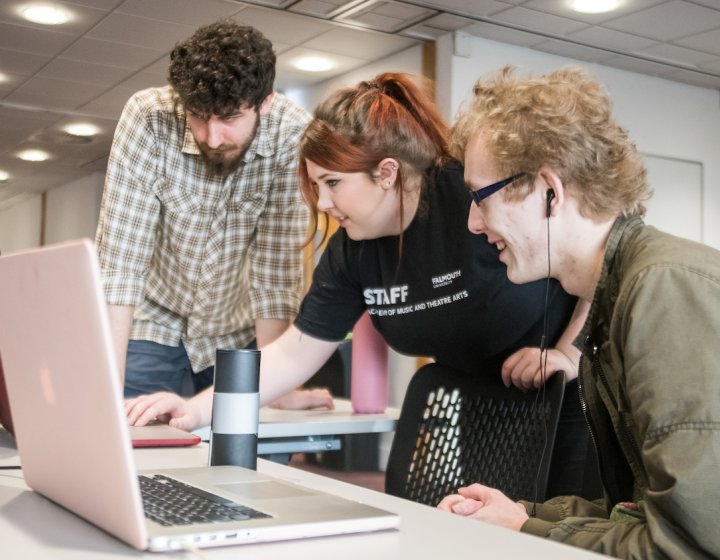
[267,388,334,410]
[125,392,202,431]
[437,484,529,531]
[501,347,575,390]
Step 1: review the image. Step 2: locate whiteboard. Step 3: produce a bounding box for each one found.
[643,154,703,243]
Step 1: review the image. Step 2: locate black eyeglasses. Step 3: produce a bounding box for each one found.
[468,173,526,206]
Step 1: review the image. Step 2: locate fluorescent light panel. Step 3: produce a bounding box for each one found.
[569,0,621,14]
[18,149,50,162]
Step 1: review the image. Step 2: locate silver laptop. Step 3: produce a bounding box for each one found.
[0,239,398,552]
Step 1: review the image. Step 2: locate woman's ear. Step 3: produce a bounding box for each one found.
[376,158,400,189]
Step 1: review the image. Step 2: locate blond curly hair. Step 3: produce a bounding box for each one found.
[451,66,651,220]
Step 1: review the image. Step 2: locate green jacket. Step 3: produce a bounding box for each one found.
[521,216,720,558]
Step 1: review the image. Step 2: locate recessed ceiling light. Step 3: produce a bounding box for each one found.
[293,56,335,73]
[0,72,9,84]
[18,149,50,162]
[570,0,621,13]
[20,3,72,25]
[0,170,9,183]
[63,122,100,137]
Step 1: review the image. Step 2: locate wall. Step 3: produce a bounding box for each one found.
[0,173,104,252]
[0,195,42,254]
[44,172,104,245]
[436,32,720,248]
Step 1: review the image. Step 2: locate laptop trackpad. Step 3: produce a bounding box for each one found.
[217,481,313,500]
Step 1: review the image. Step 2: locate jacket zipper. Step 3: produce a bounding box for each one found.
[577,341,610,496]
[584,336,647,494]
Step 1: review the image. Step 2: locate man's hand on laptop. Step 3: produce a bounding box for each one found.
[125,392,200,431]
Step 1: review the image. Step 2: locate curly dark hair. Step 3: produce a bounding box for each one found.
[168,20,275,115]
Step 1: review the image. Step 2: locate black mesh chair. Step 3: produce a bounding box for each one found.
[385,363,565,506]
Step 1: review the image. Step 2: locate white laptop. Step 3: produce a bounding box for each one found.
[0,239,399,551]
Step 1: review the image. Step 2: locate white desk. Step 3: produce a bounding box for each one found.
[193,398,400,455]
[0,433,602,559]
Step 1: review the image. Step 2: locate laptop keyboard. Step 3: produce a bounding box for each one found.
[139,474,272,527]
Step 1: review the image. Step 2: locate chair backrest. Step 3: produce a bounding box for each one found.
[385,363,565,506]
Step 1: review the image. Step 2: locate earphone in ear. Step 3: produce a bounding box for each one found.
[545,189,555,218]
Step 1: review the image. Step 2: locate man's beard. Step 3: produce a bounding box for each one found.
[198,114,260,177]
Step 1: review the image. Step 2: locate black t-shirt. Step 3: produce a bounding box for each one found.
[295,161,577,374]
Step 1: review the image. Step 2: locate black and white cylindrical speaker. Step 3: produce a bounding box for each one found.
[209,348,260,470]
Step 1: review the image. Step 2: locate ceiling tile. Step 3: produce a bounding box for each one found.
[664,68,720,89]
[533,39,614,63]
[698,57,720,73]
[277,45,370,77]
[408,0,511,18]
[522,0,667,24]
[0,48,50,75]
[118,72,169,92]
[0,22,76,56]
[568,26,658,53]
[602,54,678,78]
[638,43,719,67]
[604,0,720,41]
[238,0,295,7]
[463,20,545,48]
[303,26,417,59]
[62,37,164,70]
[0,107,63,133]
[39,58,135,87]
[290,0,360,19]
[5,76,107,111]
[86,13,196,51]
[136,56,171,79]
[62,0,120,10]
[674,28,720,57]
[0,71,24,94]
[76,86,139,120]
[0,2,110,34]
[231,6,336,44]
[116,0,245,25]
[401,12,474,39]
[335,1,438,32]
[491,6,589,36]
[684,0,720,8]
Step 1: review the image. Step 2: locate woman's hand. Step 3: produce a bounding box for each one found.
[501,347,577,390]
[267,388,335,410]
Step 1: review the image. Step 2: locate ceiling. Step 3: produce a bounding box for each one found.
[2,0,720,210]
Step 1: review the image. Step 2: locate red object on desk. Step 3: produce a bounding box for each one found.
[129,424,201,448]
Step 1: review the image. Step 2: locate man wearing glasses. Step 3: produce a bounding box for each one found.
[439,66,720,558]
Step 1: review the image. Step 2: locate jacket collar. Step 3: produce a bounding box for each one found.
[576,215,644,350]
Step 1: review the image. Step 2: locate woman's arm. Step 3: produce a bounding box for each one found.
[501,299,590,389]
[125,325,339,430]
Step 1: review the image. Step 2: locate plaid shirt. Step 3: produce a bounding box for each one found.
[95,86,310,372]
